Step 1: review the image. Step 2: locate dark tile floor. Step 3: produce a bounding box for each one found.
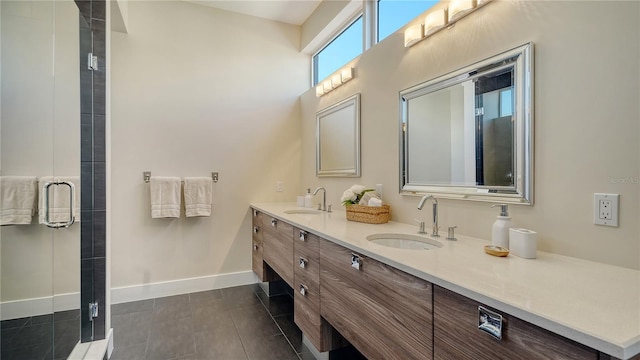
[110,283,366,360]
[0,309,80,360]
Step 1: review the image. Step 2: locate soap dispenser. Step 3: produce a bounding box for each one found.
[304,188,313,208]
[491,204,513,248]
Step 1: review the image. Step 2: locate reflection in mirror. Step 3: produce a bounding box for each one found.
[401,43,533,204]
[317,93,361,177]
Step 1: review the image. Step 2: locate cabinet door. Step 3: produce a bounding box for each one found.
[320,239,433,360]
[262,216,294,287]
[434,286,598,360]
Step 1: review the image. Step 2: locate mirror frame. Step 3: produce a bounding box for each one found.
[400,43,534,204]
[316,93,361,177]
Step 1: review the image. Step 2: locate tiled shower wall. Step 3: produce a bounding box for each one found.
[75,0,106,342]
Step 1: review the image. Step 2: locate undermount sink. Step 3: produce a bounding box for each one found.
[366,233,443,250]
[284,209,322,215]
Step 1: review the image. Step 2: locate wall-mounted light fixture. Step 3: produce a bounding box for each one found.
[316,67,355,97]
[425,8,448,36]
[448,0,475,22]
[403,23,423,47]
[404,0,492,48]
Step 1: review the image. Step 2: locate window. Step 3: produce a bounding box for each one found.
[500,88,513,117]
[313,16,363,85]
[378,0,439,42]
[311,0,442,86]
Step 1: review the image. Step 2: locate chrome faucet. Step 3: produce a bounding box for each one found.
[417,195,439,237]
[312,187,329,212]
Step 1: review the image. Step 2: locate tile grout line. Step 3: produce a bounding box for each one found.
[229,296,252,360]
[254,288,302,359]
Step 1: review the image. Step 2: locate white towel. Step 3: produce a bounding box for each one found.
[38,176,81,225]
[0,176,38,225]
[150,177,181,218]
[183,177,212,217]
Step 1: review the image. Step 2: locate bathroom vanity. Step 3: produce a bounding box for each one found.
[250,203,640,360]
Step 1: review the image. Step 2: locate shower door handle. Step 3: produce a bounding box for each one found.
[42,180,76,229]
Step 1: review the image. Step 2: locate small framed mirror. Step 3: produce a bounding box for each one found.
[317,93,361,177]
[400,43,533,204]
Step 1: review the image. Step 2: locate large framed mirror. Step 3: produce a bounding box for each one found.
[317,93,361,177]
[400,43,533,204]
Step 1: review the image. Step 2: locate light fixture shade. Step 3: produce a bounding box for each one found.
[424,9,448,37]
[315,85,325,97]
[341,67,353,82]
[322,80,333,92]
[331,74,342,88]
[448,0,475,23]
[404,23,424,47]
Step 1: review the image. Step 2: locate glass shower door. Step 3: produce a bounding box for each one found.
[1,1,83,358]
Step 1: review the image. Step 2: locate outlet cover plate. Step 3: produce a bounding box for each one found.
[594,193,619,227]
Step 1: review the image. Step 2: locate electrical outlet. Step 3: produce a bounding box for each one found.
[594,193,619,227]
[276,181,284,192]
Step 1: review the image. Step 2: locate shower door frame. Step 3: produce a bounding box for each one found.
[76,0,108,343]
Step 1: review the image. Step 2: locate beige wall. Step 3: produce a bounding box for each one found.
[300,0,351,52]
[110,1,307,288]
[301,1,640,269]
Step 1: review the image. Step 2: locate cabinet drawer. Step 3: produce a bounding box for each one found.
[262,220,294,287]
[320,239,433,360]
[262,215,293,238]
[294,281,322,348]
[433,286,598,360]
[252,208,262,227]
[293,228,319,256]
[251,238,265,281]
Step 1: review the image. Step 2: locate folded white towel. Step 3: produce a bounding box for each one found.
[0,176,38,225]
[183,177,212,217]
[38,176,81,225]
[150,177,181,218]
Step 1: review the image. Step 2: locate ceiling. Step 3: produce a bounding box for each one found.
[184,0,322,25]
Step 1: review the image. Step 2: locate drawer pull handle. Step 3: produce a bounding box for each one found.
[299,230,307,241]
[478,306,503,340]
[253,243,259,251]
[253,226,260,234]
[271,219,277,227]
[299,284,307,296]
[253,209,258,217]
[351,254,362,270]
[299,257,307,268]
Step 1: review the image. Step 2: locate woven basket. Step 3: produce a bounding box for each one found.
[345,204,390,224]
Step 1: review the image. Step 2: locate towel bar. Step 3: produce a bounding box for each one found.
[143,171,218,183]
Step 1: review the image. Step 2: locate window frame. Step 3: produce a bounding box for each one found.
[310,0,443,87]
[312,13,364,86]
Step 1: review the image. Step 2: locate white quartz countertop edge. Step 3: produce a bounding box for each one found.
[251,203,640,359]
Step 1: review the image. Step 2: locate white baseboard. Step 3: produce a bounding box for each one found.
[1,271,258,320]
[1,292,80,321]
[111,270,259,304]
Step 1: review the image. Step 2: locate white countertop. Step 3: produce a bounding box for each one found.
[251,202,640,359]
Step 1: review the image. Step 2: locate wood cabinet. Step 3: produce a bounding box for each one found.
[433,285,598,360]
[293,228,321,344]
[251,210,268,281]
[261,214,294,287]
[319,238,433,360]
[293,228,343,352]
[249,208,634,360]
